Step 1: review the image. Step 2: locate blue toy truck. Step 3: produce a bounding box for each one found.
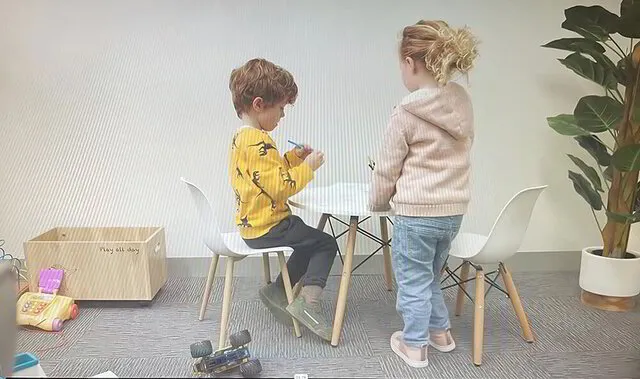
[190,329,262,377]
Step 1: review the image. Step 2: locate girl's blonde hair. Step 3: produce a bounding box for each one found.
[400,20,479,86]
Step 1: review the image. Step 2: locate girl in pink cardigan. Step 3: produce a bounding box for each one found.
[369,20,479,368]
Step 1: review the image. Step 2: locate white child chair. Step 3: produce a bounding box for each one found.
[442,185,547,366]
[180,177,301,349]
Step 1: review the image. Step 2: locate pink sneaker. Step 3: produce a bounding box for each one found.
[429,329,456,352]
[390,331,429,368]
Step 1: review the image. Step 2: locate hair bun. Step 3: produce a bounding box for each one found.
[401,20,479,85]
[449,27,479,73]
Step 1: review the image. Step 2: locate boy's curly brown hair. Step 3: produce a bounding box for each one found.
[229,58,298,118]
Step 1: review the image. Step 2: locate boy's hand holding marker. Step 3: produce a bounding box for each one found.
[289,140,324,171]
[289,139,313,159]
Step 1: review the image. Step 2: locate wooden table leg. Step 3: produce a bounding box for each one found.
[262,253,271,285]
[331,215,358,347]
[455,261,470,316]
[379,217,393,291]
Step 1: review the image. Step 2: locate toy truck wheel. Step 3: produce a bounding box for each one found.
[52,318,63,332]
[240,358,262,377]
[190,340,213,358]
[229,329,251,348]
[70,304,79,320]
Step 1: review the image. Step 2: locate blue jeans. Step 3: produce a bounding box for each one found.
[392,215,463,347]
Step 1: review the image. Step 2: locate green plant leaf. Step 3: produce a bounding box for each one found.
[590,51,622,80]
[616,56,632,86]
[619,0,640,38]
[606,211,629,223]
[575,135,612,166]
[549,39,622,83]
[568,154,604,192]
[574,95,624,132]
[568,170,603,210]
[611,144,640,171]
[547,114,590,136]
[606,211,640,223]
[562,5,620,41]
[618,19,640,38]
[541,38,606,53]
[603,165,614,181]
[541,38,618,77]
[559,52,618,89]
[621,0,640,18]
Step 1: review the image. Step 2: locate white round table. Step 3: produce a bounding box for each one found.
[288,182,392,218]
[288,182,394,347]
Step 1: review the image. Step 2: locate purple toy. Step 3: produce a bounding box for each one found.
[38,268,64,294]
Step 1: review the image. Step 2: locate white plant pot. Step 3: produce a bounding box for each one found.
[579,246,640,298]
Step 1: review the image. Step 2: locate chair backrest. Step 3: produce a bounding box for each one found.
[180,177,231,256]
[473,185,547,264]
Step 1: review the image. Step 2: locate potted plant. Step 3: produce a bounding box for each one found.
[543,1,640,311]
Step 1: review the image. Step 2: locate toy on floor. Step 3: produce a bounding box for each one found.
[190,329,262,378]
[16,268,78,332]
[12,352,47,377]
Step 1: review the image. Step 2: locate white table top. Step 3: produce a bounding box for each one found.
[289,182,393,217]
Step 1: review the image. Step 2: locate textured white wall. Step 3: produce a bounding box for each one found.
[0,0,622,258]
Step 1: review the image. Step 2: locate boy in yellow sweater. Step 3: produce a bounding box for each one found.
[228,58,338,342]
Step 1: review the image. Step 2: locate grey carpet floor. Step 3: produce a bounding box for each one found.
[16,270,640,378]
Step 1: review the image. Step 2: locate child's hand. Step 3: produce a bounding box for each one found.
[294,144,313,159]
[305,150,325,171]
[369,202,391,212]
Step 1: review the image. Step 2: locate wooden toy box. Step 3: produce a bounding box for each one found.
[23,227,167,301]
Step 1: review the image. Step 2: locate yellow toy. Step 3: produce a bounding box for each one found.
[16,268,78,332]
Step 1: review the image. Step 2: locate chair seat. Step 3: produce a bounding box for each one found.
[449,232,488,260]
[221,232,294,256]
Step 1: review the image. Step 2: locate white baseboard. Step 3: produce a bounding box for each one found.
[167,251,581,277]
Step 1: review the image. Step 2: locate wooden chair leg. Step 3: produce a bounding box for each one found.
[277,251,302,338]
[199,253,219,321]
[455,261,471,316]
[262,253,271,284]
[218,257,235,350]
[293,281,302,299]
[331,216,358,347]
[472,267,485,366]
[499,262,534,343]
[379,217,393,291]
[317,213,330,230]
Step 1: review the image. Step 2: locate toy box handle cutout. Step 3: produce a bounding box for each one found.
[39,268,64,294]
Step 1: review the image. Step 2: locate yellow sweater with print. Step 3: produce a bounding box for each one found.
[229,126,314,239]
